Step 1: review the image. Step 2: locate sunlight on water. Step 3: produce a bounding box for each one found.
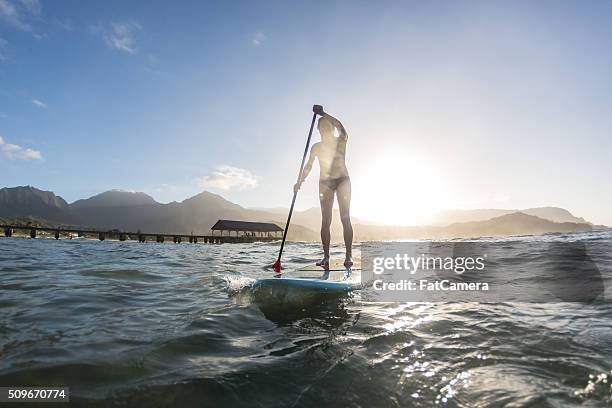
[574,371,612,401]
[380,303,435,333]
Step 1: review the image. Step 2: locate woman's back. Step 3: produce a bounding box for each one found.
[317,138,349,180]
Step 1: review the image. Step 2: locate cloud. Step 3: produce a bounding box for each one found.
[0,0,40,32]
[251,31,266,47]
[197,165,259,191]
[31,98,47,109]
[0,112,7,118]
[0,136,42,160]
[53,17,72,31]
[94,20,141,54]
[18,0,41,15]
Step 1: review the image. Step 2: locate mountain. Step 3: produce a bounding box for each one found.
[430,206,587,226]
[69,190,254,235]
[0,186,600,241]
[521,207,587,224]
[0,186,69,223]
[442,212,592,238]
[351,212,593,240]
[428,209,513,226]
[0,187,318,239]
[71,190,157,208]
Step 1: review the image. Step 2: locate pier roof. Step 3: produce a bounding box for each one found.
[211,220,283,232]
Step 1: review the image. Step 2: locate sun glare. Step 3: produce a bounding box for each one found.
[352,150,450,226]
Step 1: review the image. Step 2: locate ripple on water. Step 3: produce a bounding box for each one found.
[0,234,611,407]
[78,268,167,281]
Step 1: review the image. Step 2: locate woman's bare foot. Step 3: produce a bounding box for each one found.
[316,257,330,269]
[344,255,353,268]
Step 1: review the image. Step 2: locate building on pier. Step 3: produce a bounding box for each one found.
[211,220,283,238]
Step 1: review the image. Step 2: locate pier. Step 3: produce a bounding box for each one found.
[0,220,283,244]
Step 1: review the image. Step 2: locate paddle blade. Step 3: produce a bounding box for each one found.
[272,258,282,273]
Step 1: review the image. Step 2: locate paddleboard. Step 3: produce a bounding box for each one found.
[254,266,361,295]
[298,259,361,271]
[254,277,353,292]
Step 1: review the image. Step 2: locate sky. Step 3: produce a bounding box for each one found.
[1,0,611,225]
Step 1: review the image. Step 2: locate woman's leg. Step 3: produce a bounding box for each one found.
[337,178,353,266]
[319,182,334,265]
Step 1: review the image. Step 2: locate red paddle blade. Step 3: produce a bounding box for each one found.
[272,259,282,273]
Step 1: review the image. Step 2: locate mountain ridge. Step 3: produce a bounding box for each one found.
[0,186,601,240]
[429,207,587,226]
[72,190,157,209]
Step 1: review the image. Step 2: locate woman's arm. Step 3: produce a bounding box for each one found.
[323,113,348,140]
[294,143,319,192]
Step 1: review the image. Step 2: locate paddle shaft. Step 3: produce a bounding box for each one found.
[276,112,318,261]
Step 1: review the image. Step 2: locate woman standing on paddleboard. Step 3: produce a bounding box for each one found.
[294,106,353,268]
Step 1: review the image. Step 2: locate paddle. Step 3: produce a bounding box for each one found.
[272,105,322,273]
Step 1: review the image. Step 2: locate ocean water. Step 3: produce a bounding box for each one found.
[0,232,611,407]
